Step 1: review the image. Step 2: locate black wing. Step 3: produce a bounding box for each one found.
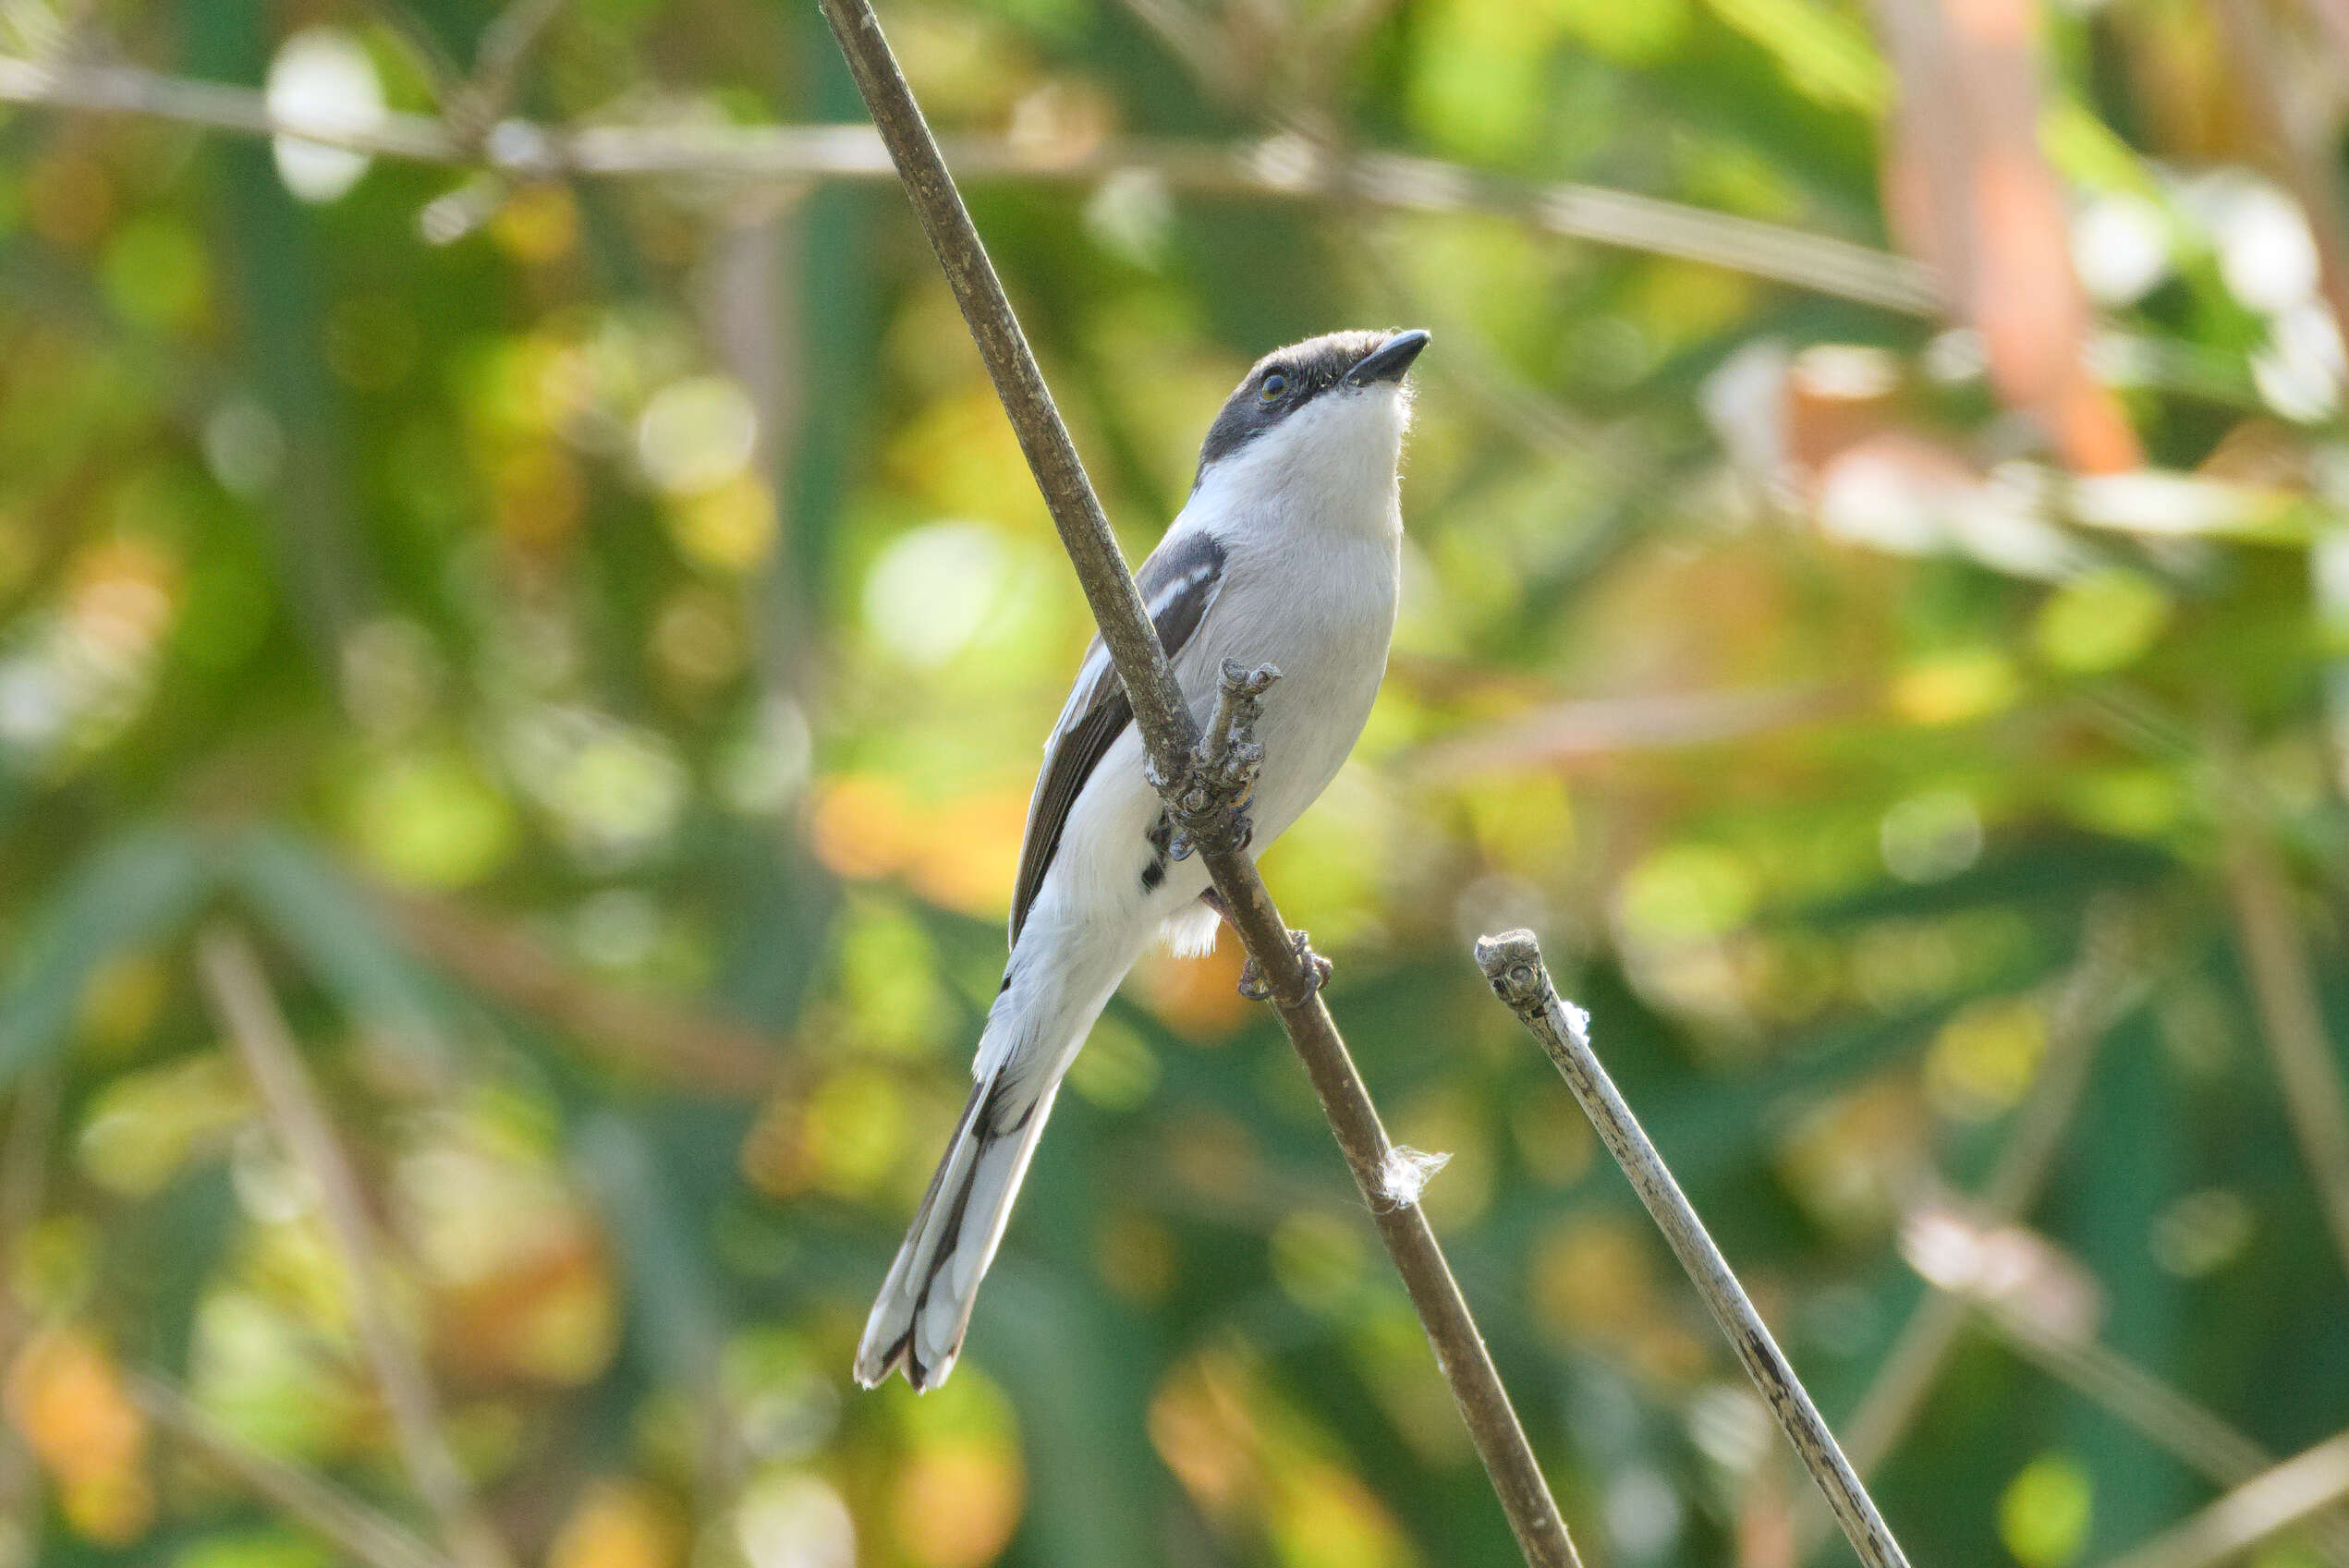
[1008,531,1226,944]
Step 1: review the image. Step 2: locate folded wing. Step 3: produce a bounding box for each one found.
[1008,530,1226,944]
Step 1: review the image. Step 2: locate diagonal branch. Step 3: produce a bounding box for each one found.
[371,886,784,1096]
[2214,750,2349,1290]
[1475,930,1911,1568]
[1777,901,2158,1562]
[1831,896,2155,1499]
[465,0,569,128]
[0,53,1939,313]
[810,3,1582,1563]
[1990,1307,2278,1488]
[196,927,514,1568]
[359,0,469,111]
[132,1372,459,1568]
[1957,1234,2349,1564]
[2097,1428,2349,1568]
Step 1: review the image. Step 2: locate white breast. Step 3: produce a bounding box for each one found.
[1171,382,1408,847]
[1017,381,1407,959]
[1195,528,1396,847]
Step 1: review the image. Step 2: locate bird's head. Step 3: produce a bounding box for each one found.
[1192,329,1428,508]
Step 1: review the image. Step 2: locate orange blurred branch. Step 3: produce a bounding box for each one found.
[1870,0,2142,470]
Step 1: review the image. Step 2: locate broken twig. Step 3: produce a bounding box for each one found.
[1476,929,1910,1568]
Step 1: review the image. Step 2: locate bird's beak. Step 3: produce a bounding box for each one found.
[1345,329,1430,386]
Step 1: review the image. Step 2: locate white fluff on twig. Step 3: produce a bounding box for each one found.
[1379,1144,1451,1207]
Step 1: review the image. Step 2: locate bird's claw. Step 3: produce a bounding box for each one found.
[1159,661,1278,860]
[1237,929,1332,1004]
[1169,801,1252,862]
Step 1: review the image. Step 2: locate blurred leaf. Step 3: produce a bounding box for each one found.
[226,827,456,1047]
[0,827,210,1089]
[966,1266,1165,1568]
[571,1111,728,1401]
[1705,0,1891,112]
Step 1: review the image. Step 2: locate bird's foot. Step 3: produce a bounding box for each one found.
[1162,661,1279,861]
[1237,928,1332,1004]
[1168,806,1251,862]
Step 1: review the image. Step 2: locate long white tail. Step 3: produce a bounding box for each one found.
[853,1062,1062,1391]
[858,902,1154,1391]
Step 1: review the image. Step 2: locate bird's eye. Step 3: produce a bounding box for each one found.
[1259,371,1288,402]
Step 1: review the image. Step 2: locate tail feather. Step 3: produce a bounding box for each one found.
[860,914,1142,1392]
[854,1070,1058,1391]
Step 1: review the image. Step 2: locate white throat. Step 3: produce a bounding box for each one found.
[1189,384,1410,542]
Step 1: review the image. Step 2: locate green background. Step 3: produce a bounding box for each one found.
[0,0,2344,1565]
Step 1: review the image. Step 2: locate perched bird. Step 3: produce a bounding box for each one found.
[855,328,1430,1391]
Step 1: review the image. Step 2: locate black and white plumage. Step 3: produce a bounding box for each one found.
[855,327,1429,1392]
[1008,530,1227,940]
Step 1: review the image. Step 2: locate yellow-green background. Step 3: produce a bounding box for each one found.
[0,0,2343,1566]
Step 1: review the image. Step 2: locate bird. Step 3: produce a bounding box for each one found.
[855,327,1430,1392]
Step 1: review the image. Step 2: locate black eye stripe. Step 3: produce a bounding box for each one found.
[1194,332,1395,483]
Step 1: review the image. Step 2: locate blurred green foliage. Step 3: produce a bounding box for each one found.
[1,0,2347,1566]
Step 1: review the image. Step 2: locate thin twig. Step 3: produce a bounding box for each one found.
[1403,685,1857,779]
[1991,1308,2272,1485]
[1475,930,1911,1568]
[195,927,514,1568]
[1115,0,1248,105]
[2096,1428,2349,1568]
[0,53,1939,313]
[2213,751,2349,1291]
[812,4,1582,1563]
[465,0,568,127]
[132,1372,459,1568]
[1298,0,1406,114]
[1968,1270,2349,1564]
